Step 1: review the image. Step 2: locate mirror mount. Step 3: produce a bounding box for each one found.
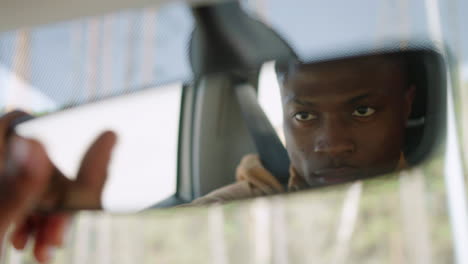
[189,1,297,78]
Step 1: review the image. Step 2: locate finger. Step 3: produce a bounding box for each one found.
[76,130,117,187]
[244,173,277,195]
[10,217,34,250]
[236,154,262,181]
[10,214,42,250]
[36,213,71,248]
[0,111,30,140]
[65,131,116,209]
[239,154,261,170]
[31,213,71,263]
[31,217,51,264]
[10,222,29,250]
[236,169,246,181]
[236,165,284,193]
[253,168,285,193]
[0,137,53,248]
[0,111,31,160]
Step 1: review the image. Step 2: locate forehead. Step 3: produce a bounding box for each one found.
[282,55,408,99]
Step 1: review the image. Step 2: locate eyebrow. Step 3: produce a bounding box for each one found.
[348,93,371,104]
[285,92,374,106]
[284,96,316,106]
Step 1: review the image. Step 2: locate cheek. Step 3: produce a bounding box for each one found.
[284,123,316,169]
[352,118,405,165]
[284,123,310,153]
[284,125,301,158]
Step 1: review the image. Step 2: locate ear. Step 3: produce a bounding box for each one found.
[404,85,416,120]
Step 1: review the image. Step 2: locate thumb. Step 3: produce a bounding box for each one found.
[65,131,117,209]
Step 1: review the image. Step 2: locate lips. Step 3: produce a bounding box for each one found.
[313,166,358,184]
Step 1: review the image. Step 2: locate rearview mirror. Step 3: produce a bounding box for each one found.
[12,48,446,211]
[261,49,445,186]
[188,48,446,205]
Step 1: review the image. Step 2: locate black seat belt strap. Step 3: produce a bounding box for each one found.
[235,83,290,185]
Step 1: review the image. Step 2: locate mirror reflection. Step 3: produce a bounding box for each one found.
[192,51,432,205]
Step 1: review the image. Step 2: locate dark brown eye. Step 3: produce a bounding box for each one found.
[294,112,317,121]
[352,106,376,117]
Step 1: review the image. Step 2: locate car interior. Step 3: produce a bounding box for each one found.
[2,0,467,263]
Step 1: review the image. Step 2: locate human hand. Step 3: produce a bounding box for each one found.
[0,111,117,263]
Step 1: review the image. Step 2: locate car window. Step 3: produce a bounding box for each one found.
[258,61,284,143]
[0,2,194,113]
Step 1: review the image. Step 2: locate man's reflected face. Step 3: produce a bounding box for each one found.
[281,56,415,185]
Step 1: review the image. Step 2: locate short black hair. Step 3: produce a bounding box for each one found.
[274,53,412,88]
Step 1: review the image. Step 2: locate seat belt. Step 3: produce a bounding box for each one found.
[235,83,291,186]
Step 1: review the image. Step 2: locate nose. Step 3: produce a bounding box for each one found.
[314,117,355,156]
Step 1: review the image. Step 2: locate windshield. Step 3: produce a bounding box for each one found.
[0,2,194,114]
[2,0,467,114]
